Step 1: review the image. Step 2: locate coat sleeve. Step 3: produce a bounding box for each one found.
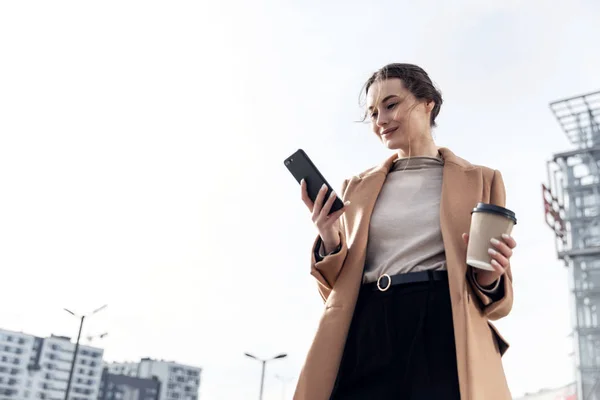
[309,179,350,302]
[467,169,514,321]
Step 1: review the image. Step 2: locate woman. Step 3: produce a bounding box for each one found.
[294,63,516,400]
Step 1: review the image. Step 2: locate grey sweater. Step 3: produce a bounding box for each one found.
[363,156,446,283]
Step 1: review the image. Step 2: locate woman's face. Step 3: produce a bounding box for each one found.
[366,78,433,151]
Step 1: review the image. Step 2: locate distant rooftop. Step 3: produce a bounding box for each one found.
[49,334,72,341]
[105,357,201,370]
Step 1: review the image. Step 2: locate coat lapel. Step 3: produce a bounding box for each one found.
[326,160,392,307]
[343,154,396,245]
[438,147,482,289]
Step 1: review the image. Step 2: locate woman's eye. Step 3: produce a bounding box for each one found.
[370,112,378,119]
[387,103,397,110]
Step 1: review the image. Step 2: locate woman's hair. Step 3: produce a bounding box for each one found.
[361,63,443,127]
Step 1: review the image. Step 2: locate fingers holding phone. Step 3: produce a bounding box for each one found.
[303,181,346,221]
[301,179,349,247]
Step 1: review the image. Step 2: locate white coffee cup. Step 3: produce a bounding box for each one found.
[466,203,517,271]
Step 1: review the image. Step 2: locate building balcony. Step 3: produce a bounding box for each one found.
[578,366,600,374]
[575,326,600,336]
[566,214,600,224]
[564,181,600,194]
[559,246,600,259]
[572,288,600,297]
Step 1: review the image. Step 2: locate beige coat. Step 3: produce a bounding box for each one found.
[293,148,513,400]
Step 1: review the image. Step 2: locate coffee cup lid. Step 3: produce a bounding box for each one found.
[471,202,517,224]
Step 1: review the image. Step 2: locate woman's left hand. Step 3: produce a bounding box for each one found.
[462,233,517,287]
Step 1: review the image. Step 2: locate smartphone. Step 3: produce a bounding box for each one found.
[284,149,344,215]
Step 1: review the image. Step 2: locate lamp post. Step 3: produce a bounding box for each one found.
[244,352,287,400]
[63,304,107,400]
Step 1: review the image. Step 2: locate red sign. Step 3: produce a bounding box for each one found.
[542,183,566,239]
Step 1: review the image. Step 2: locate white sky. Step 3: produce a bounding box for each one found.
[1,1,600,399]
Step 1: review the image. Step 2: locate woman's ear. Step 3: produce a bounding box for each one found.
[426,100,435,113]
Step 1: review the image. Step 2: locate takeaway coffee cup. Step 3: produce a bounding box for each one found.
[466,203,517,271]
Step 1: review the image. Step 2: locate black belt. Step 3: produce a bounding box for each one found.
[364,270,448,292]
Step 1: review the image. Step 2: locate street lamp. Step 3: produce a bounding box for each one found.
[63,304,107,400]
[86,332,108,343]
[245,352,287,400]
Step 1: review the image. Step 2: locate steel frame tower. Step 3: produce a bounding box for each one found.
[543,90,600,400]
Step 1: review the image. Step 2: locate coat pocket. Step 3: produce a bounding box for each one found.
[487,321,509,356]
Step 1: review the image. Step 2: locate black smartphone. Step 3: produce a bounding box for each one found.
[284,149,344,215]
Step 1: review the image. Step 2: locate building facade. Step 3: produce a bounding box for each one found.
[0,328,104,400]
[1,329,200,400]
[0,329,38,398]
[98,368,160,400]
[106,358,201,400]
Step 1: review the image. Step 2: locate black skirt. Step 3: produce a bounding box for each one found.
[330,271,461,400]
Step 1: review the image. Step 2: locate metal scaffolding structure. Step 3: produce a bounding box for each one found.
[544,90,600,400]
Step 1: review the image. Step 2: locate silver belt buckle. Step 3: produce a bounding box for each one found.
[377,274,391,292]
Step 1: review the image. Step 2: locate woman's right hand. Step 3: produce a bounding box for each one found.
[300,180,350,253]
